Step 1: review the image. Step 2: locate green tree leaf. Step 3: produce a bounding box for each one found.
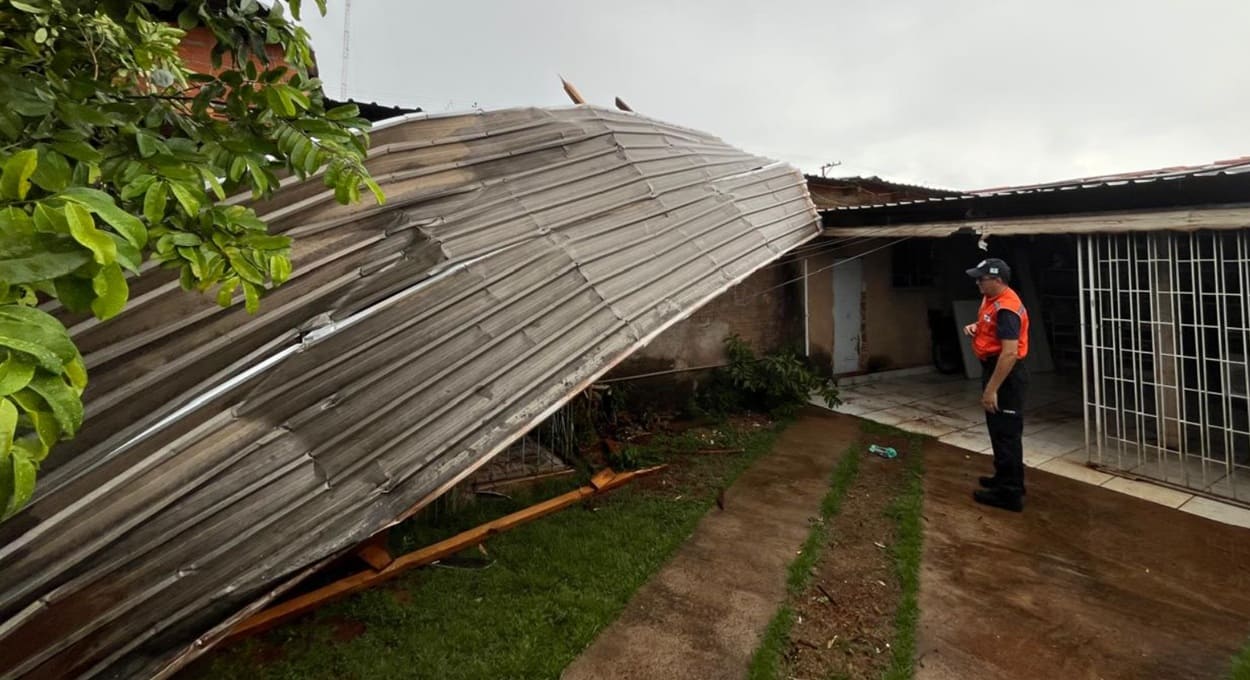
[108,233,143,273]
[8,1,43,14]
[199,167,226,200]
[90,262,127,319]
[64,355,87,393]
[242,234,291,250]
[3,447,38,519]
[1,149,39,200]
[0,233,92,285]
[51,141,102,164]
[0,326,63,374]
[0,397,16,455]
[120,175,158,201]
[33,203,68,234]
[169,182,201,216]
[60,187,148,248]
[242,279,261,314]
[143,181,168,225]
[269,254,292,285]
[30,150,72,193]
[0,207,35,237]
[66,203,117,265]
[226,250,265,284]
[135,130,161,158]
[0,448,14,519]
[27,373,82,438]
[216,277,240,306]
[326,103,360,121]
[0,305,78,365]
[0,354,35,397]
[29,410,59,449]
[54,275,96,313]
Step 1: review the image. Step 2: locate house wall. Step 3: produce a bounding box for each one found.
[607,261,804,379]
[803,240,936,376]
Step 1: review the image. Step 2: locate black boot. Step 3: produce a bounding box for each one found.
[973,486,1023,512]
[979,476,1026,495]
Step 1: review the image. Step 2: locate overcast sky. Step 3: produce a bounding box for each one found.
[298,1,1250,191]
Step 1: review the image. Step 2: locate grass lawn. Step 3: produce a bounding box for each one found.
[183,417,785,680]
[1231,639,1250,680]
[883,429,925,680]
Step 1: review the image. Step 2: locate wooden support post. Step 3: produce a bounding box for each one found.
[224,465,665,643]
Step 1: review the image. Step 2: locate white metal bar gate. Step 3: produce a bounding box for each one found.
[1079,230,1250,504]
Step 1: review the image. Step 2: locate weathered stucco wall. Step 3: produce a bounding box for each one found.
[608,261,804,380]
[803,241,935,376]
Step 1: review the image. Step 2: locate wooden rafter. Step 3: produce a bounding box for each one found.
[223,465,665,642]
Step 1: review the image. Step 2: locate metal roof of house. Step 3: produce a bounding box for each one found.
[822,156,1250,235]
[0,105,819,679]
[969,156,1250,196]
[827,156,1250,213]
[804,175,959,210]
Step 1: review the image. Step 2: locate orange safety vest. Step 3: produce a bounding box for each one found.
[973,287,1029,361]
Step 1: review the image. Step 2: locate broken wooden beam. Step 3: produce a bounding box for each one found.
[355,530,394,571]
[223,465,666,642]
[589,468,616,490]
[560,76,586,105]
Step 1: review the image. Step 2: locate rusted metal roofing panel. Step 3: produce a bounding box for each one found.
[0,105,819,679]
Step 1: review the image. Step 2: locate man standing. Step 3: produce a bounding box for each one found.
[963,258,1029,512]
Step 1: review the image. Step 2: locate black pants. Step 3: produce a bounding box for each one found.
[981,356,1028,491]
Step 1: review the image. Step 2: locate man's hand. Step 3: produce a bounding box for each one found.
[982,390,999,413]
[963,322,978,337]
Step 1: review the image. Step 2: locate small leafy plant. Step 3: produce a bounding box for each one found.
[698,335,839,418]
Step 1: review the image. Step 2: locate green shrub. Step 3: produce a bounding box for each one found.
[696,335,839,418]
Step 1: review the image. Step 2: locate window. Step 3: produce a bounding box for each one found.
[891,240,935,288]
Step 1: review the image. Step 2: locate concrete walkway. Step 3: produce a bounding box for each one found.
[562,409,860,680]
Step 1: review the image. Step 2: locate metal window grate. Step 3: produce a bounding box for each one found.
[1079,231,1250,504]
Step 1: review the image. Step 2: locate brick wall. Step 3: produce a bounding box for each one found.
[177,26,287,77]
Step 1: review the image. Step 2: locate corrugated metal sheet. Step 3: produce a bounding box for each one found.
[828,156,1250,212]
[0,105,819,679]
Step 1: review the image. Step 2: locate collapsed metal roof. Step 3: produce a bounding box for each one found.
[0,105,819,679]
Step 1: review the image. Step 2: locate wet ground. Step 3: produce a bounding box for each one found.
[917,438,1250,680]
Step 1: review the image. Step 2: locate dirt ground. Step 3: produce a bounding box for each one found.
[562,408,862,680]
[784,429,916,679]
[918,439,1250,680]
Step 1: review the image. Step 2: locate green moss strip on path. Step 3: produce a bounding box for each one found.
[183,421,785,680]
[884,436,925,680]
[749,419,927,680]
[748,443,862,680]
